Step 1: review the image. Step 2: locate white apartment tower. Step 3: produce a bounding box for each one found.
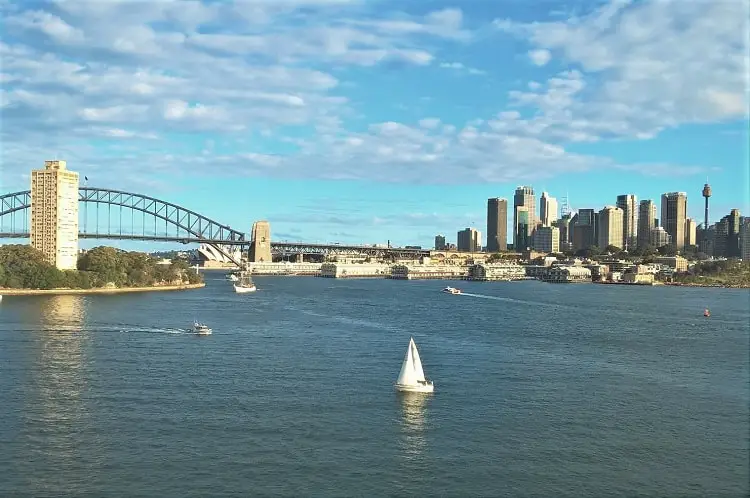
[616,194,638,251]
[540,191,558,227]
[598,206,624,250]
[30,160,80,270]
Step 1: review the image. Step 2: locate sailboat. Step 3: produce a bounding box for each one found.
[233,271,257,293]
[395,337,434,393]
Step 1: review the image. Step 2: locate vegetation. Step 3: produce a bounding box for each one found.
[0,244,202,290]
[673,259,750,287]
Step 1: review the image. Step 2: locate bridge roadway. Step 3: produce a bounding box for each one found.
[0,232,429,258]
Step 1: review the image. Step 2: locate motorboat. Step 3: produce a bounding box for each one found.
[704,308,710,317]
[442,286,462,295]
[226,272,239,282]
[395,337,434,393]
[193,322,212,335]
[234,271,257,293]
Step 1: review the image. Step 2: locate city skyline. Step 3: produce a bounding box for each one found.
[0,0,748,251]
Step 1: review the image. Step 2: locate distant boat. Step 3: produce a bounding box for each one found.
[193,321,212,335]
[226,272,239,282]
[395,337,434,393]
[442,286,462,295]
[234,271,257,293]
[704,308,710,317]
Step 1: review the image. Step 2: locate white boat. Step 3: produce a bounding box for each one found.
[233,271,257,293]
[193,322,212,335]
[442,286,462,295]
[226,273,239,282]
[395,337,434,393]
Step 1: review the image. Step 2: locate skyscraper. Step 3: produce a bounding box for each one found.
[513,186,535,249]
[598,206,624,250]
[514,207,532,251]
[572,208,598,251]
[539,191,558,227]
[30,160,79,270]
[616,194,638,250]
[661,192,688,250]
[434,234,446,250]
[637,200,657,249]
[486,198,508,252]
[740,217,750,261]
[684,218,697,247]
[457,228,481,252]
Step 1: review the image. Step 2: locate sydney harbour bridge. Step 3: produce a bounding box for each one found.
[0,186,428,266]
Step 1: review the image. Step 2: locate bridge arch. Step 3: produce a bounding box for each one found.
[0,187,246,266]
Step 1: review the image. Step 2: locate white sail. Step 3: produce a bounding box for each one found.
[396,337,427,386]
[410,339,426,382]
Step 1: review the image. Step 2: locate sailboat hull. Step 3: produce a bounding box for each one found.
[395,382,434,393]
[234,284,257,293]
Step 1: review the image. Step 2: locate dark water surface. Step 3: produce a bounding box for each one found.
[1,277,748,497]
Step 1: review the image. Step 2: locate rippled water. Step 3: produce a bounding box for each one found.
[1,276,748,497]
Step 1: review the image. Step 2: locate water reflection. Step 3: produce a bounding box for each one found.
[24,295,91,494]
[397,392,430,461]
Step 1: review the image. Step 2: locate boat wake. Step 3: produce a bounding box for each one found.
[458,292,564,309]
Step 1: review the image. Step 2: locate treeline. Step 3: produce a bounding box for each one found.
[673,259,750,286]
[0,245,202,290]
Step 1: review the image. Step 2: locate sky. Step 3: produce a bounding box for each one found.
[1,0,749,251]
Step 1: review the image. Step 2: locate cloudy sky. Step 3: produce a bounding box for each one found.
[1,0,748,248]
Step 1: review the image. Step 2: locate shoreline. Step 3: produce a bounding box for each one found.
[664,282,749,289]
[0,282,205,296]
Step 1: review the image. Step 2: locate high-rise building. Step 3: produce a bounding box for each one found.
[616,194,638,250]
[539,191,558,227]
[637,200,657,249]
[553,214,572,252]
[598,206,624,250]
[573,208,598,251]
[661,192,688,251]
[514,207,532,251]
[513,186,536,249]
[486,198,508,252]
[684,218,697,247]
[30,160,80,270]
[434,234,446,250]
[650,227,671,248]
[702,182,711,229]
[740,217,750,261]
[249,220,271,262]
[533,226,560,253]
[727,209,742,258]
[457,228,481,252]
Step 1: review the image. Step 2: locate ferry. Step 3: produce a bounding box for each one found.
[442,286,462,295]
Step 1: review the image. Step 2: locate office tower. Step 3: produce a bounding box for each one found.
[684,218,697,247]
[513,186,535,249]
[650,227,671,247]
[573,208,598,251]
[598,206,624,250]
[702,182,711,229]
[616,194,638,250]
[637,200,657,249]
[554,214,572,252]
[661,192,688,250]
[741,218,750,261]
[30,160,80,270]
[457,228,481,252]
[533,226,560,253]
[725,209,742,257]
[434,234,446,250]
[249,220,271,262]
[513,207,532,251]
[486,198,508,252]
[539,191,558,227]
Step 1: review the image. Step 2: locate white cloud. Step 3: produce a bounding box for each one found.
[439,61,485,75]
[496,0,750,136]
[528,49,551,66]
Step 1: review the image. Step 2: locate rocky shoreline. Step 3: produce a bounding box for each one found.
[0,282,205,296]
[665,282,749,289]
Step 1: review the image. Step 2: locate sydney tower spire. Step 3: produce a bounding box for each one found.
[702,181,711,229]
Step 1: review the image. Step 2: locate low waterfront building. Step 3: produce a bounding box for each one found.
[390,264,468,280]
[622,272,655,284]
[543,266,592,283]
[248,262,322,275]
[524,265,548,279]
[469,262,527,281]
[654,256,688,273]
[320,263,390,278]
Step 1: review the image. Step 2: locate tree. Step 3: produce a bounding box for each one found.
[605,244,621,254]
[657,245,677,256]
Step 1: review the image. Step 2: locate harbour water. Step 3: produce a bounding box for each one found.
[1,277,748,497]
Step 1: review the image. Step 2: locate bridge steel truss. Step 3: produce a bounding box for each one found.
[0,187,246,266]
[271,242,429,259]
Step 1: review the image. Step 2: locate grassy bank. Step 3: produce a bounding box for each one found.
[0,282,205,296]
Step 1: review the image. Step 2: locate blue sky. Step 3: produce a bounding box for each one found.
[1,0,748,251]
